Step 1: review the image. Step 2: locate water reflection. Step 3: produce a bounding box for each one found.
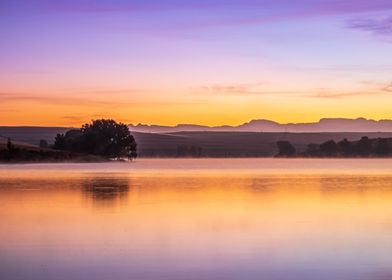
[319,175,392,194]
[1,167,392,280]
[81,176,130,208]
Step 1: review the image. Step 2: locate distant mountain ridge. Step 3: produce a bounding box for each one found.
[129,118,392,133]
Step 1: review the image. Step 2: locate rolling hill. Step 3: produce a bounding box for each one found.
[130,118,392,133]
[2,126,392,157]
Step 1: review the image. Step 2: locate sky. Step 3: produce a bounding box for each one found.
[1,0,392,126]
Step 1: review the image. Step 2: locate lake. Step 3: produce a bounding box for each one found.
[1,159,392,280]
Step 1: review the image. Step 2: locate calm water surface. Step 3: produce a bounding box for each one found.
[1,159,392,280]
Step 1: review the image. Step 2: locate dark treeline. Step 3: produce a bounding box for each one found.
[277,137,392,157]
[3,123,392,161]
[176,145,203,157]
[0,119,137,163]
[0,138,104,163]
[54,119,137,160]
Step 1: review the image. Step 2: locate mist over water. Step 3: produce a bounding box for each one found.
[1,159,392,280]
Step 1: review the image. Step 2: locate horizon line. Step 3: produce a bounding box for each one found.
[2,117,392,128]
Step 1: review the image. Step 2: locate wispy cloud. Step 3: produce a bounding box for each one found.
[195,82,389,99]
[67,88,148,96]
[306,82,392,99]
[40,0,392,30]
[0,91,208,108]
[61,113,118,123]
[196,82,265,96]
[278,65,392,73]
[194,82,315,97]
[383,82,392,92]
[0,92,122,107]
[346,16,392,40]
[45,0,392,14]
[309,91,374,99]
[61,115,87,122]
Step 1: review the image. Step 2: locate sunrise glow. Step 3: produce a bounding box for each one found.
[1,1,392,126]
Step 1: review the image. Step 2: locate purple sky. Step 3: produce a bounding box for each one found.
[1,0,392,125]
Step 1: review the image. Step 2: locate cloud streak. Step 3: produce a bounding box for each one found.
[0,92,122,107]
[347,17,392,39]
[195,82,315,97]
[38,0,392,30]
[196,82,266,96]
[45,0,392,14]
[0,92,208,107]
[306,82,392,99]
[383,83,392,92]
[309,91,375,99]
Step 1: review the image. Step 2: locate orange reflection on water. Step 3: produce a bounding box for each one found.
[1,166,392,280]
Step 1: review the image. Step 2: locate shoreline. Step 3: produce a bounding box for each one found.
[3,155,392,164]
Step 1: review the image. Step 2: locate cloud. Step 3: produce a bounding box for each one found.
[0,92,122,107]
[197,81,392,99]
[0,91,208,108]
[38,0,392,30]
[306,82,392,99]
[61,113,118,123]
[61,115,87,122]
[383,82,392,92]
[309,91,373,99]
[45,0,392,14]
[195,82,270,96]
[346,16,392,39]
[279,65,392,73]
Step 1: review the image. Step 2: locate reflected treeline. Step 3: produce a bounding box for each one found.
[249,178,276,193]
[81,176,131,207]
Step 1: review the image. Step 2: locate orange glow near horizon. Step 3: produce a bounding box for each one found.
[2,1,392,126]
[2,91,392,127]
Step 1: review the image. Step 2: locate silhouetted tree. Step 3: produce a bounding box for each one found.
[276,141,296,157]
[54,119,137,159]
[356,136,372,156]
[337,138,352,155]
[375,138,391,156]
[306,143,321,156]
[320,140,339,156]
[301,136,392,158]
[54,134,66,150]
[54,129,83,152]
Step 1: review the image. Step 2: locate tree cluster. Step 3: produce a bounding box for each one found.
[0,138,98,162]
[276,141,296,157]
[276,136,392,157]
[308,137,391,157]
[54,119,137,159]
[176,145,203,157]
